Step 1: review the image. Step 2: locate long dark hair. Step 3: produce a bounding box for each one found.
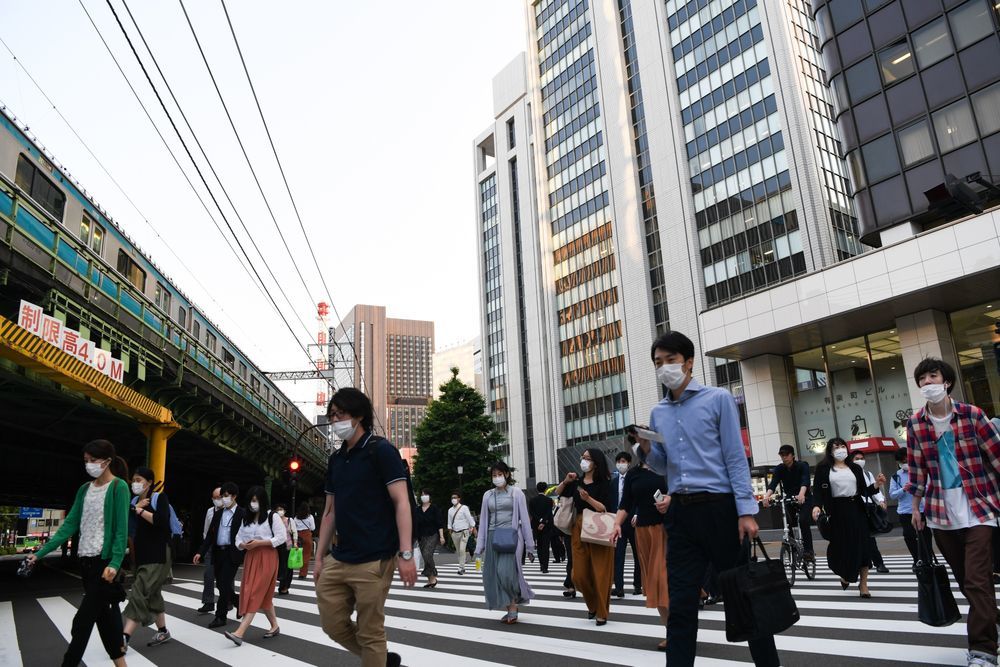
[296,501,311,521]
[83,439,129,481]
[583,447,611,482]
[243,485,270,525]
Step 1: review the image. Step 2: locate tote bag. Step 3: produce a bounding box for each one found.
[553,496,577,535]
[915,534,961,627]
[717,537,800,642]
[579,508,616,547]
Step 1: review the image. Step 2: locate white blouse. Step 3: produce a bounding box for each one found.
[79,482,110,557]
[236,512,287,550]
[829,466,858,498]
[294,515,316,532]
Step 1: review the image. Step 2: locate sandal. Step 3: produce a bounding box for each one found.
[501,612,518,624]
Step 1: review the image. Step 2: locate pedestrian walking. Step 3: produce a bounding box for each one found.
[28,439,131,667]
[527,482,554,573]
[559,528,575,597]
[447,491,476,575]
[416,490,445,588]
[551,511,566,563]
[122,467,172,650]
[905,357,1000,667]
[610,451,642,597]
[555,448,614,625]
[811,438,885,597]
[637,330,781,667]
[888,447,932,568]
[193,482,244,628]
[196,487,222,613]
[293,502,315,579]
[852,450,890,573]
[612,462,669,651]
[762,444,815,560]
[474,461,536,624]
[315,388,416,667]
[223,486,286,646]
[274,502,296,595]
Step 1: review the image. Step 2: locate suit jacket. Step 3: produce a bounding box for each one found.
[609,470,629,514]
[199,506,246,565]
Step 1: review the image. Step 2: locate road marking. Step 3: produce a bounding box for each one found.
[0,601,22,667]
[36,597,157,667]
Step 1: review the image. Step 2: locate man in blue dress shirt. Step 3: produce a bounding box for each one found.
[636,331,780,667]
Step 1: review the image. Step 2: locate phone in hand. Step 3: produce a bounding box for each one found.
[653,489,664,503]
[636,427,664,443]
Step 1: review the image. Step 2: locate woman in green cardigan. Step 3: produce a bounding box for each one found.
[29,439,131,667]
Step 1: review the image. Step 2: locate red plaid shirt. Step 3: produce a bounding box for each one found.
[904,400,1000,527]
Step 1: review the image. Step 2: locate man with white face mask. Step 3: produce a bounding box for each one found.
[905,357,1000,667]
[609,450,642,597]
[197,486,222,613]
[194,482,244,628]
[634,331,780,667]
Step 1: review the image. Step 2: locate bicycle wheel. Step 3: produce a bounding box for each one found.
[803,548,817,580]
[780,542,797,586]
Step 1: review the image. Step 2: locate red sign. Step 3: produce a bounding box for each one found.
[847,436,900,453]
[741,428,752,458]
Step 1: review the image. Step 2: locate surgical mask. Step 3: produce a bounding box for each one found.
[85,461,105,478]
[920,383,948,404]
[222,496,234,508]
[420,495,430,504]
[277,509,286,517]
[616,463,629,475]
[131,481,146,495]
[492,476,506,487]
[332,419,356,440]
[451,498,459,505]
[580,459,592,473]
[657,363,687,390]
[250,501,260,512]
[897,462,905,470]
[212,498,223,509]
[854,459,866,469]
[833,448,849,462]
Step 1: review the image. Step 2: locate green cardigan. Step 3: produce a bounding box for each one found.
[35,477,130,570]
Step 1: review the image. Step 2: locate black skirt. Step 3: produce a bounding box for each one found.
[825,497,872,583]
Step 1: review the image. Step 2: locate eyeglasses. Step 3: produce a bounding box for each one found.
[329,409,350,419]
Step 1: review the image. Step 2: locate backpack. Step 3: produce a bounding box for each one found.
[131,492,183,537]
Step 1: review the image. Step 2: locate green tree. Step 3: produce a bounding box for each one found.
[412,367,506,514]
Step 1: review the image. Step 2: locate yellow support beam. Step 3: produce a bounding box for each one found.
[140,422,180,487]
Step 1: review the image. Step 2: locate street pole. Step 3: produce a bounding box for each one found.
[457,465,463,494]
[292,422,331,512]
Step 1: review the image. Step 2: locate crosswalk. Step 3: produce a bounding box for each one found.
[1,554,977,666]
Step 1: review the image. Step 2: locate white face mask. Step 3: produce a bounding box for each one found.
[580,459,593,473]
[420,495,430,504]
[277,509,285,517]
[920,383,948,404]
[616,462,629,475]
[221,496,234,508]
[131,481,146,495]
[250,501,260,512]
[656,363,687,390]
[332,419,357,440]
[492,476,506,487]
[833,448,849,462]
[212,498,224,509]
[451,498,459,505]
[854,459,866,469]
[85,461,105,478]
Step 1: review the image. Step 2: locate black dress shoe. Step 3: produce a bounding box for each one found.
[632,586,642,595]
[587,611,596,620]
[196,603,214,614]
[612,588,624,598]
[876,565,890,574]
[208,617,227,629]
[387,652,402,667]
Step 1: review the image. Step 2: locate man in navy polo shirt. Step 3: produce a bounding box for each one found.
[314,388,416,667]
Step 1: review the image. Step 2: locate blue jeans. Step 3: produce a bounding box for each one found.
[665,495,780,667]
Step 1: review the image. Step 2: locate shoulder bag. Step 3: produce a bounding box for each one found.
[553,494,577,535]
[915,533,961,627]
[490,491,519,554]
[717,537,800,642]
[579,508,616,547]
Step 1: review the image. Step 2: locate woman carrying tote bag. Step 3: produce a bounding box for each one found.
[474,461,536,624]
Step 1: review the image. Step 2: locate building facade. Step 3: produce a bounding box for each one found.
[432,337,483,398]
[329,305,434,456]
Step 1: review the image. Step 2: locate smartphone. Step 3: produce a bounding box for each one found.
[636,427,664,443]
[653,489,664,503]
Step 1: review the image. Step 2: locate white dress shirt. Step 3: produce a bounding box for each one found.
[448,504,476,532]
[203,506,216,539]
[236,512,287,550]
[216,507,236,546]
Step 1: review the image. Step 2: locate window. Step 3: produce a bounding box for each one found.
[913,18,954,69]
[877,40,915,84]
[949,0,993,50]
[933,99,977,151]
[898,119,936,165]
[845,57,881,103]
[830,0,864,31]
[91,224,104,255]
[861,133,901,181]
[250,374,260,393]
[206,331,217,354]
[972,80,1000,135]
[154,282,171,313]
[507,118,516,149]
[116,250,146,291]
[79,215,105,254]
[81,216,91,244]
[15,154,66,220]
[193,320,201,340]
[847,149,867,188]
[223,348,235,368]
[177,306,186,329]
[239,361,247,380]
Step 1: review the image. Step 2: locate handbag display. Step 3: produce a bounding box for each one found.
[579,508,616,547]
[717,537,800,642]
[865,502,892,534]
[915,534,961,627]
[287,546,304,570]
[553,496,577,535]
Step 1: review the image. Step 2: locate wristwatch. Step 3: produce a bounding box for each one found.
[398,550,413,561]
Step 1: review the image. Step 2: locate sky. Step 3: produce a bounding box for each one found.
[0,0,526,415]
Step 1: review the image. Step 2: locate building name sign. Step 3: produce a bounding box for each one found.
[17,300,124,383]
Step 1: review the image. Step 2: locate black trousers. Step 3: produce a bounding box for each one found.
[63,557,125,667]
[551,530,566,562]
[901,513,934,564]
[787,500,815,554]
[276,545,293,592]
[613,520,642,592]
[665,496,780,667]
[212,546,240,620]
[534,527,552,572]
[562,532,574,589]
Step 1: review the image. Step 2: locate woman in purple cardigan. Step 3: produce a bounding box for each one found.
[475,461,536,624]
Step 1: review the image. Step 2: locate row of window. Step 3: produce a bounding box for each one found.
[670,0,757,61]
[676,12,762,94]
[691,131,784,192]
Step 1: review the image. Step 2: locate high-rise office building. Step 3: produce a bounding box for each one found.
[432,337,483,398]
[329,305,434,455]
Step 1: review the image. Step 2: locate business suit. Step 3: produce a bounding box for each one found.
[198,505,245,622]
[610,470,642,595]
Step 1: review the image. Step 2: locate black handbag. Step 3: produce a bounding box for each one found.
[815,511,832,540]
[915,533,961,627]
[717,537,800,642]
[864,502,892,534]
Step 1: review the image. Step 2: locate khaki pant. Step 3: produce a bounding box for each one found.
[316,554,396,667]
[451,529,470,569]
[571,515,614,620]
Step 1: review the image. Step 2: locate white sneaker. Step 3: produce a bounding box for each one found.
[967,650,996,666]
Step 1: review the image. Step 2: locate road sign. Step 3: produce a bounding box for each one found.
[18,507,43,519]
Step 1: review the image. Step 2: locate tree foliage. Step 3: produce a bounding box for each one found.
[411,368,505,513]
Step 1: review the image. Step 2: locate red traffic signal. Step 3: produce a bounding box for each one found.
[289,459,301,472]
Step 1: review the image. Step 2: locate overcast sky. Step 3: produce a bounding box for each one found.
[0,0,525,415]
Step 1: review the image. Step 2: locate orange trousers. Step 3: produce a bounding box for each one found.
[298,529,314,578]
[571,515,615,619]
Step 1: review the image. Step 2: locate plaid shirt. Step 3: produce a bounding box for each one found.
[904,400,1000,527]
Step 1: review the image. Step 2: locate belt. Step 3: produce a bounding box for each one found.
[673,492,733,505]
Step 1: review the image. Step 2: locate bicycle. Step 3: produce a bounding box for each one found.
[777,495,816,586]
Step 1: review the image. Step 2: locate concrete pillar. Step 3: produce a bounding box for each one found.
[141,422,180,488]
[740,354,796,467]
[895,310,965,410]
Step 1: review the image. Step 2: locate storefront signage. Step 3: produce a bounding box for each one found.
[17,300,124,383]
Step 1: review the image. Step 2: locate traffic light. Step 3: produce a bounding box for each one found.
[289,459,301,486]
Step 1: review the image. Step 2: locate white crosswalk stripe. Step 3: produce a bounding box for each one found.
[7,554,977,666]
